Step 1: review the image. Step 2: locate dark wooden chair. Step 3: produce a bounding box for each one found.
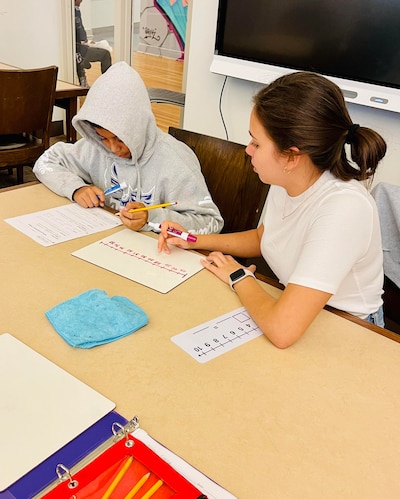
[168,127,270,234]
[0,65,58,184]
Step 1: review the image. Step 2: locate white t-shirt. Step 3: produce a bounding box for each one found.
[261,171,383,318]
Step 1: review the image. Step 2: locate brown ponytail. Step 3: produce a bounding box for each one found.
[253,72,387,181]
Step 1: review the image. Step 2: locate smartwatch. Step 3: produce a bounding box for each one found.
[229,268,255,291]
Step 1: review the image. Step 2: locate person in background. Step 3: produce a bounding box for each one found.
[75,0,112,87]
[33,62,223,235]
[156,71,387,348]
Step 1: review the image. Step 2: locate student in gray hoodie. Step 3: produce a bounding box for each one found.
[33,61,223,235]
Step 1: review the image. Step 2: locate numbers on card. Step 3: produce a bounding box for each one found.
[172,308,263,363]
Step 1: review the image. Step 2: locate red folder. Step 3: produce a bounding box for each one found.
[36,418,207,499]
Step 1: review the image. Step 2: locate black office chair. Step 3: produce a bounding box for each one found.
[0,65,58,184]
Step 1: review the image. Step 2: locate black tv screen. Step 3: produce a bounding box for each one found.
[211,0,400,113]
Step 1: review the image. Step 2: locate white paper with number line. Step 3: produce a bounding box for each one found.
[171,307,262,363]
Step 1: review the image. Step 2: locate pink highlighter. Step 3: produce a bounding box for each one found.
[166,226,197,243]
[148,222,197,242]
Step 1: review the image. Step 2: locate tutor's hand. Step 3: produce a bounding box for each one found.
[73,185,105,208]
[201,251,256,286]
[119,202,148,231]
[157,221,192,254]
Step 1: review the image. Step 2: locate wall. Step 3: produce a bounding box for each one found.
[0,0,64,74]
[137,0,187,60]
[86,0,114,30]
[183,0,400,187]
[79,0,115,46]
[0,0,71,123]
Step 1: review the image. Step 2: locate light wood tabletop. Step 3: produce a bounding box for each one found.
[2,183,400,499]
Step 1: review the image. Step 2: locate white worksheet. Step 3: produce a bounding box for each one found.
[172,306,263,363]
[72,229,204,293]
[5,203,122,246]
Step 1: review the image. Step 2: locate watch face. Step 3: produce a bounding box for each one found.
[230,268,245,281]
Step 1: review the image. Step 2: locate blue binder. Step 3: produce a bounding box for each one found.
[0,411,127,499]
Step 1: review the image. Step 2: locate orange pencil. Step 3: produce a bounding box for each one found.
[124,472,151,499]
[140,479,163,499]
[101,456,134,499]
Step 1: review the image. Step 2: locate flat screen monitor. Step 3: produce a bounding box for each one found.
[210,0,400,113]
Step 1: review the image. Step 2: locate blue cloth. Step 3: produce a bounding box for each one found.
[46,289,148,348]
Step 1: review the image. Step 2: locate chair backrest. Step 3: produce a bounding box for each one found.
[0,66,58,148]
[168,127,270,233]
[147,88,185,107]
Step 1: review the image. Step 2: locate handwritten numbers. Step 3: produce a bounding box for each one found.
[172,307,263,363]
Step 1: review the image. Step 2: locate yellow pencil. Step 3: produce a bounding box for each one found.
[124,472,151,499]
[139,479,163,499]
[127,201,178,213]
[101,456,134,499]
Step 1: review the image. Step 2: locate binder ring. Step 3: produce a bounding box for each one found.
[55,463,79,489]
[112,421,135,448]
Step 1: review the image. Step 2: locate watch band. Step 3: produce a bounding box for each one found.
[229,268,255,291]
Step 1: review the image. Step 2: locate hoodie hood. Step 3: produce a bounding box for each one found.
[72,62,158,166]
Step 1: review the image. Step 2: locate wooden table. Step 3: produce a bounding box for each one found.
[0,62,88,143]
[2,183,400,499]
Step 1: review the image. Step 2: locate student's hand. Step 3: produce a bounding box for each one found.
[73,185,105,208]
[156,221,193,253]
[201,251,256,286]
[119,202,148,231]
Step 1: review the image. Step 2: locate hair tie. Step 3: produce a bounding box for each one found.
[345,124,360,144]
